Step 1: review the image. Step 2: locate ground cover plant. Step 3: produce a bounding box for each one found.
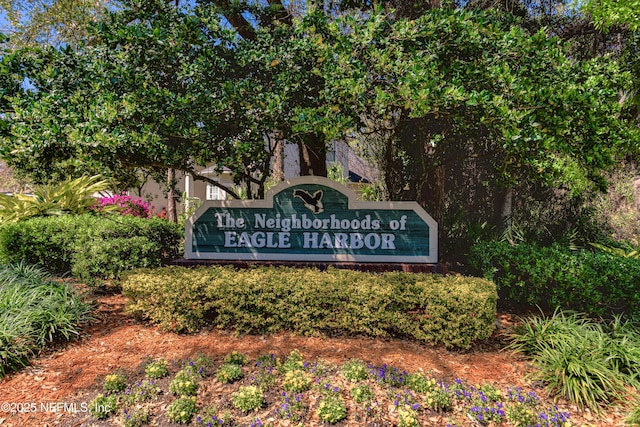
[507,309,640,413]
[0,262,92,377]
[121,266,498,349]
[79,349,639,426]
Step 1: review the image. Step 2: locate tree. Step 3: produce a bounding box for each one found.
[0,0,114,48]
[0,0,353,208]
[581,0,639,32]
[326,8,637,243]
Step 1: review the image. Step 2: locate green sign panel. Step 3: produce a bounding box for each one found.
[185,177,437,263]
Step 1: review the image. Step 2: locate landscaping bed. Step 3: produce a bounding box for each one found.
[0,293,633,427]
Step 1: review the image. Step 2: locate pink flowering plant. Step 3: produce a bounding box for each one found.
[93,193,153,218]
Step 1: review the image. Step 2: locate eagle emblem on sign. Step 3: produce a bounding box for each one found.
[293,189,324,214]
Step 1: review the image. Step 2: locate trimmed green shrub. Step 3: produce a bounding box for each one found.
[0,214,182,281]
[468,241,640,318]
[121,266,497,349]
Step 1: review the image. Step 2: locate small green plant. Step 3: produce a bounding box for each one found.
[341,359,368,382]
[224,351,249,366]
[276,391,306,421]
[216,363,243,383]
[232,385,264,413]
[351,384,374,404]
[423,385,452,412]
[396,404,420,427]
[253,366,277,390]
[184,354,212,377]
[144,358,169,379]
[405,372,437,393]
[167,396,198,424]
[121,379,160,405]
[282,369,311,393]
[280,349,306,373]
[103,373,127,394]
[316,395,347,424]
[89,394,117,420]
[170,369,199,396]
[477,383,503,403]
[121,407,149,427]
[505,404,540,427]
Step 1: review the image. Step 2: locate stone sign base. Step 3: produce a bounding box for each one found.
[171,258,447,274]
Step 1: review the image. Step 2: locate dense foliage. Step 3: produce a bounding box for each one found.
[0,263,92,377]
[1,0,637,231]
[0,175,110,223]
[508,310,640,412]
[0,214,182,282]
[468,241,640,319]
[121,266,497,349]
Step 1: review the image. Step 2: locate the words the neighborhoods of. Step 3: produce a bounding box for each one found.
[1,401,107,414]
[213,213,409,250]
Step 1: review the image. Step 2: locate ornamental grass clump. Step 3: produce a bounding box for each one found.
[507,309,636,412]
[626,399,640,426]
[0,263,92,378]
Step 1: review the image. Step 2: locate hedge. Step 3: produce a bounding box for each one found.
[121,266,498,349]
[468,241,640,319]
[0,214,182,282]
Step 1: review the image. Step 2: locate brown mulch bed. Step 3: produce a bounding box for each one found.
[0,294,627,427]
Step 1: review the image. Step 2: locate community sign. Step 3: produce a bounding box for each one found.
[185,176,437,263]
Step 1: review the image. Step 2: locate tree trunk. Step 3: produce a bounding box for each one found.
[418,165,445,226]
[273,138,285,181]
[298,132,327,177]
[167,168,177,223]
[494,186,513,232]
